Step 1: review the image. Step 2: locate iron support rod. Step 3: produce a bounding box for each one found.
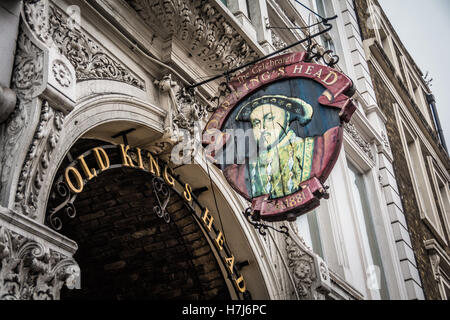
[187,15,338,90]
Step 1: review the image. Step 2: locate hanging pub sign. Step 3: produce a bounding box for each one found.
[202,52,356,222]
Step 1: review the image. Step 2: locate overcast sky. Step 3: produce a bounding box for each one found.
[377,0,450,150]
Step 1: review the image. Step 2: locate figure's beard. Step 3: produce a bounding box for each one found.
[256,128,288,152]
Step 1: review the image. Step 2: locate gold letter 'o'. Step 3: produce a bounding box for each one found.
[65,166,84,193]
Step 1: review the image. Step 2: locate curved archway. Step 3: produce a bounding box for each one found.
[38,94,165,224]
[53,138,231,300]
[40,95,274,299]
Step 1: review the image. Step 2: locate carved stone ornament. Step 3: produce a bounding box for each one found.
[1,0,147,217]
[284,231,330,300]
[52,60,72,88]
[0,24,46,208]
[47,5,145,90]
[23,0,145,90]
[0,226,80,300]
[23,0,51,45]
[151,74,206,162]
[126,0,259,71]
[424,239,450,287]
[343,121,375,161]
[380,130,391,152]
[285,235,317,299]
[271,31,287,51]
[15,100,64,218]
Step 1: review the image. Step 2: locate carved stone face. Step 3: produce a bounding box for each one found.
[250,104,289,150]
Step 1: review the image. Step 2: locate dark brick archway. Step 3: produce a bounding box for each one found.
[56,139,231,300]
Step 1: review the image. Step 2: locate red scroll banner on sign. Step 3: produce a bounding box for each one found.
[202,52,356,222]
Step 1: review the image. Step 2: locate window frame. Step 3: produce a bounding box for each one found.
[396,106,447,244]
[427,156,450,242]
[346,157,390,300]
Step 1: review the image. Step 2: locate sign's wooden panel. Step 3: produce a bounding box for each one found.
[203,52,356,221]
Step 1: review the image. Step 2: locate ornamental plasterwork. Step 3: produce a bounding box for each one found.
[23,0,51,45]
[151,74,206,162]
[283,223,330,300]
[52,60,72,87]
[0,226,79,300]
[0,26,45,206]
[271,31,287,51]
[47,5,146,90]
[126,0,260,71]
[343,121,375,161]
[23,0,145,90]
[15,100,64,218]
[0,0,147,217]
[285,235,318,299]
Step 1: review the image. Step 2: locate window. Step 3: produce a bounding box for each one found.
[393,43,406,81]
[378,26,394,62]
[296,210,324,257]
[410,77,421,106]
[399,117,446,240]
[347,161,390,300]
[428,157,450,240]
[405,72,432,126]
[320,33,335,52]
[315,0,327,18]
[312,0,345,71]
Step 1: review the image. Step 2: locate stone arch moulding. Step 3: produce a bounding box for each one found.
[38,94,166,224]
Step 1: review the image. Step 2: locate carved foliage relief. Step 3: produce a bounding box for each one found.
[47,6,145,90]
[0,226,79,300]
[285,235,317,299]
[126,0,259,71]
[0,26,45,205]
[1,0,147,216]
[15,101,64,218]
[344,121,375,161]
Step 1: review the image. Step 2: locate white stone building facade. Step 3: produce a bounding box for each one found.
[0,0,433,300]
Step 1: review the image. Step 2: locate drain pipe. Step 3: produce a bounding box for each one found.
[426,93,448,153]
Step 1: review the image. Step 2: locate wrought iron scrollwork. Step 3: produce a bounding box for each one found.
[242,208,289,237]
[47,180,77,231]
[208,81,232,112]
[305,39,339,68]
[152,176,171,223]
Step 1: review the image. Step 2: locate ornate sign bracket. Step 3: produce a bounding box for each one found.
[242,207,290,237]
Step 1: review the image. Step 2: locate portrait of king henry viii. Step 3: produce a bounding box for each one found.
[222,77,343,202]
[233,95,314,199]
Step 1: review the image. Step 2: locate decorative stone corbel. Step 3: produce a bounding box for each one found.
[150,74,207,163]
[424,239,450,295]
[2,0,147,217]
[285,231,331,300]
[0,207,80,300]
